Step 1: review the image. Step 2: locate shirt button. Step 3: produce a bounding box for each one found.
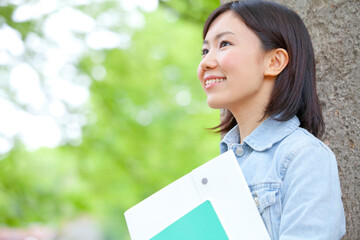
[253,192,260,207]
[254,196,260,207]
[235,147,244,157]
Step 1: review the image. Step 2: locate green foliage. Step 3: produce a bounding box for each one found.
[159,0,220,24]
[0,4,36,38]
[0,147,92,226]
[0,0,221,239]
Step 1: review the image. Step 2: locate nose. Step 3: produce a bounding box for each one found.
[199,52,217,71]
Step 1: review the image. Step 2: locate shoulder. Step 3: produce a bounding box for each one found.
[280,127,333,155]
[275,127,337,179]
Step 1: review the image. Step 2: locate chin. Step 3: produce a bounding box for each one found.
[207,98,225,109]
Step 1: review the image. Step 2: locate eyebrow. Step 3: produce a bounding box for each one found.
[203,31,236,45]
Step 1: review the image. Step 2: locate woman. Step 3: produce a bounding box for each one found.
[197,1,346,239]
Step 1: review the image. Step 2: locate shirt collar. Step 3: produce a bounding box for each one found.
[220,115,300,152]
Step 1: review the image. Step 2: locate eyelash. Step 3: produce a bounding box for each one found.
[201,41,232,56]
[202,49,209,56]
[220,41,231,48]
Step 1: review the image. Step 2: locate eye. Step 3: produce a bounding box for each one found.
[220,41,231,48]
[202,48,209,56]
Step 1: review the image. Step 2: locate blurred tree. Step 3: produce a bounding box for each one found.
[0,0,220,239]
[159,0,219,24]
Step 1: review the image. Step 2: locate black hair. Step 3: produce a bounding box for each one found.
[203,0,324,138]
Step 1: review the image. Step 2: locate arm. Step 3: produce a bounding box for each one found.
[279,143,346,240]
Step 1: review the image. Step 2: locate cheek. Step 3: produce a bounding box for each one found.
[219,52,242,71]
[197,65,204,80]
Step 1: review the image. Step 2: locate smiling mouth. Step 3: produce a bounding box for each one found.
[205,78,226,88]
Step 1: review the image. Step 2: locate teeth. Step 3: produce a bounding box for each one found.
[205,78,226,86]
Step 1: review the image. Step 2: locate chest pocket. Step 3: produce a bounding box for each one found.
[250,184,282,239]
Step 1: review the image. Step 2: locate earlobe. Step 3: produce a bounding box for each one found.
[264,48,289,77]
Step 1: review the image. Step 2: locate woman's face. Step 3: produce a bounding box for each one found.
[197,11,273,111]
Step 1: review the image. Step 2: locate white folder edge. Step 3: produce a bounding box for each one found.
[124,151,270,240]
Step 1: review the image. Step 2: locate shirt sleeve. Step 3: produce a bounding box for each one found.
[279,143,346,240]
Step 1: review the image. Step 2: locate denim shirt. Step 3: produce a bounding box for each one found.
[220,116,346,240]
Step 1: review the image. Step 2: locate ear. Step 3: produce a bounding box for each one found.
[264,48,289,77]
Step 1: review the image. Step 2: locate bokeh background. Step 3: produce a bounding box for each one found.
[0,0,222,239]
[1,0,359,239]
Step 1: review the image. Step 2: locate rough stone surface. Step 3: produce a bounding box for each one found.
[219,0,360,239]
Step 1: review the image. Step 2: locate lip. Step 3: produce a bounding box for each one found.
[204,75,226,89]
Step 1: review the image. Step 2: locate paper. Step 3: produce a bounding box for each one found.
[124,151,270,240]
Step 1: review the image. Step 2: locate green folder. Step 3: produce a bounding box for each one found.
[151,200,229,240]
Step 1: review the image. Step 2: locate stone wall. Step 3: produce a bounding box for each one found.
[219,0,360,239]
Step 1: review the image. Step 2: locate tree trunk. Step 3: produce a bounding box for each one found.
[219,1,360,239]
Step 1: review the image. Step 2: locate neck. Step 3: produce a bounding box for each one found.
[228,79,273,143]
[227,76,275,143]
[231,106,267,144]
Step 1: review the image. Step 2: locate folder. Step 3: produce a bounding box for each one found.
[124,151,270,240]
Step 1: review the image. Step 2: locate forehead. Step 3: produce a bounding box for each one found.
[205,11,247,40]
